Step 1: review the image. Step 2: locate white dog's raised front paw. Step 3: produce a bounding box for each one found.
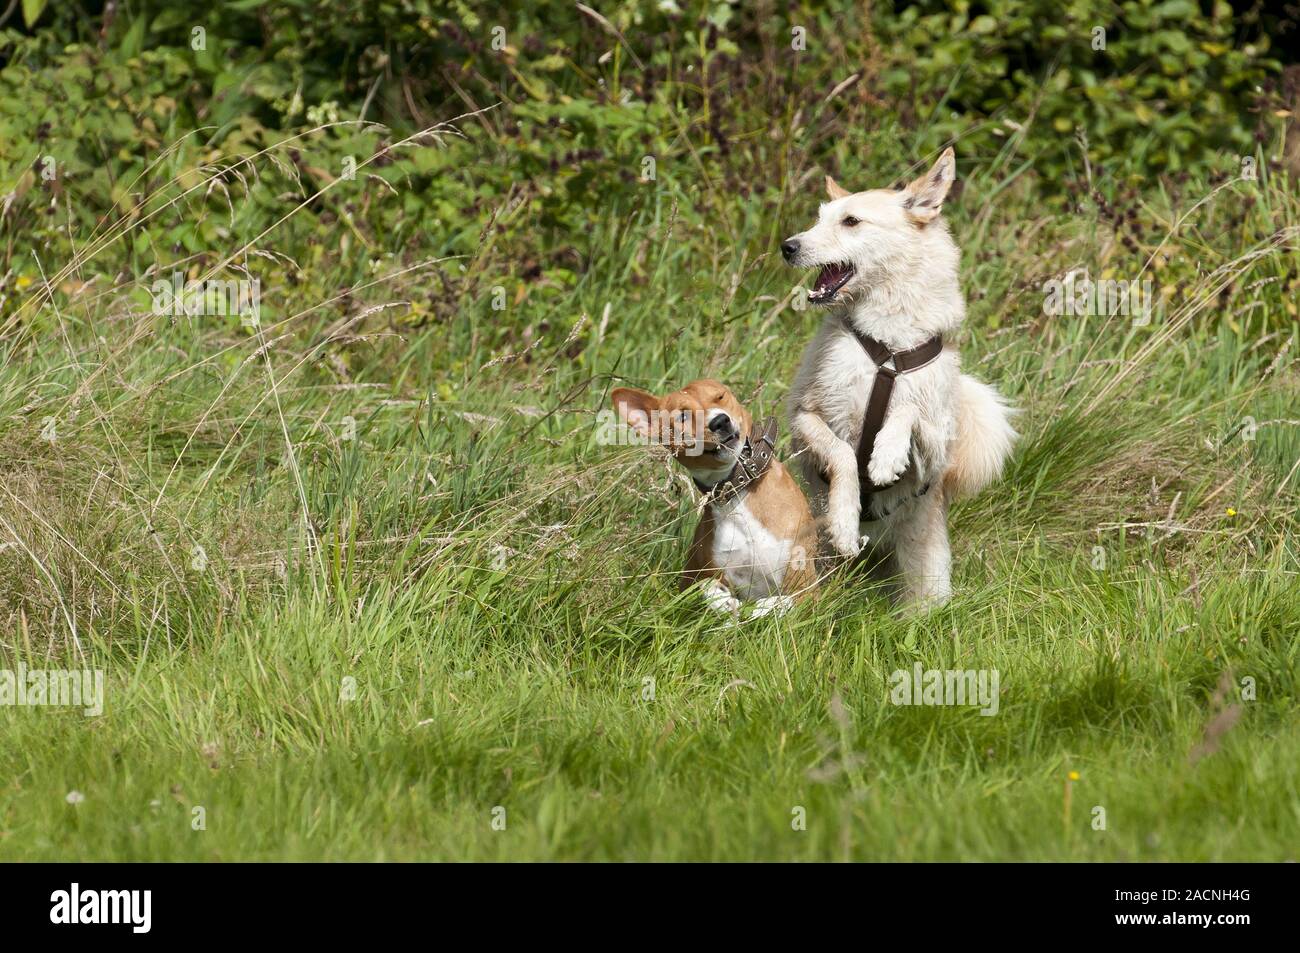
[827,510,867,558]
[867,445,909,487]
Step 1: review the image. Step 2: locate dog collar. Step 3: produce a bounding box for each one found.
[693,416,780,503]
[841,320,944,500]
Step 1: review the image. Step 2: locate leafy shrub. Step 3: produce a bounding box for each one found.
[0,0,1284,331]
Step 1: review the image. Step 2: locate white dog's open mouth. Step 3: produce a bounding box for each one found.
[808,263,854,303]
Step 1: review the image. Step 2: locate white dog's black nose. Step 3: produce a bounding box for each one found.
[708,413,736,437]
[780,238,800,263]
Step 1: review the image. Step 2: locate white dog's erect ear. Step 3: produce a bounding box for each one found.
[825,175,850,200]
[611,387,659,439]
[903,147,956,224]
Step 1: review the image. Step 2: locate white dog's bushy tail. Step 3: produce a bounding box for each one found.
[943,373,1017,499]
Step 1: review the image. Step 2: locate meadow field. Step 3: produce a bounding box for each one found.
[0,1,1296,861]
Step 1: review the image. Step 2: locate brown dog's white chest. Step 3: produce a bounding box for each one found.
[706,494,793,600]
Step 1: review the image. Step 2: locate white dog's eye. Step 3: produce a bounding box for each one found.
[841,215,861,227]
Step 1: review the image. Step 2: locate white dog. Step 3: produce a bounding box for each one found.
[782,148,1016,607]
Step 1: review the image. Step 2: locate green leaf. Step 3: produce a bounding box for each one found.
[22,0,48,28]
[120,14,147,58]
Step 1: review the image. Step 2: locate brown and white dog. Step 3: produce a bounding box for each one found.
[611,379,818,617]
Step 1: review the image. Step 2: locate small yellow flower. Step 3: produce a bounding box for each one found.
[1067,771,1080,782]
[15,276,32,290]
[1226,508,1237,517]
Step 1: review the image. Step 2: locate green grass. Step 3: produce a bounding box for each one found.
[0,122,1298,861]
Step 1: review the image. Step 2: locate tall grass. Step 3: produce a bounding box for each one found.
[0,101,1296,859]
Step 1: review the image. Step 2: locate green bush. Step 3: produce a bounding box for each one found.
[0,0,1282,329]
[876,0,1277,175]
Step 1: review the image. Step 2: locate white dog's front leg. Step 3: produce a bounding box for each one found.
[793,410,864,557]
[868,399,920,488]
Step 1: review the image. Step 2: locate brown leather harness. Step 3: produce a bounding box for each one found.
[838,320,944,507]
[694,416,779,503]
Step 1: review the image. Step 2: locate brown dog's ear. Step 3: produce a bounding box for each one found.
[825,175,850,200]
[611,387,659,439]
[903,147,956,225]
